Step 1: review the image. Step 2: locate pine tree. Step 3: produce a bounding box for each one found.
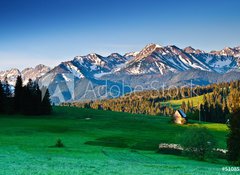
[209,104,214,122]
[224,105,230,119]
[215,102,225,123]
[203,94,207,104]
[14,76,23,113]
[227,110,240,165]
[200,104,205,122]
[3,77,14,114]
[27,79,34,90]
[0,81,5,113]
[187,100,191,113]
[32,82,42,115]
[189,100,194,112]
[22,85,31,115]
[223,99,230,120]
[181,101,187,113]
[40,87,52,115]
[4,77,12,97]
[203,100,209,122]
[22,79,40,115]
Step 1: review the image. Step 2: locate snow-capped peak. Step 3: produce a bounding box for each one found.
[210,47,240,57]
[1,43,240,88]
[184,46,195,53]
[184,46,205,54]
[87,53,103,64]
[115,43,239,75]
[143,43,162,52]
[135,43,162,60]
[124,51,139,60]
[0,65,50,85]
[145,43,162,48]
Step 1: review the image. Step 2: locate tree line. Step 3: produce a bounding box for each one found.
[0,76,52,115]
[180,80,239,124]
[63,80,240,124]
[62,85,215,116]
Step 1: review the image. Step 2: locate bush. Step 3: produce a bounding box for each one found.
[179,127,217,160]
[55,139,64,148]
[187,110,199,121]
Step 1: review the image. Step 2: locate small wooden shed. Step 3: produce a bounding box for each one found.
[173,110,187,124]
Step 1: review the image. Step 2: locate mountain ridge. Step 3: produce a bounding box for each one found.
[0,64,51,85]
[1,43,240,103]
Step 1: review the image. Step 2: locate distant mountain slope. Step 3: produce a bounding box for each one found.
[0,64,50,85]
[116,44,238,75]
[38,53,131,103]
[1,43,240,103]
[43,53,129,82]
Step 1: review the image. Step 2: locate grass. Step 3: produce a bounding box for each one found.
[161,94,205,109]
[0,106,235,175]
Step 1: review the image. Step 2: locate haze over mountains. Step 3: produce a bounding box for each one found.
[1,44,240,103]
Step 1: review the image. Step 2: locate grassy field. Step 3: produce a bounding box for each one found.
[0,106,236,175]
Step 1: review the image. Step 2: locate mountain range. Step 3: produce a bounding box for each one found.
[1,44,240,103]
[0,64,50,85]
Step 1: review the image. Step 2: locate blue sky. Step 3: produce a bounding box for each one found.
[0,0,240,70]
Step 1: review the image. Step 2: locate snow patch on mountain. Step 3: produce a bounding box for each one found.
[117,44,239,75]
[0,65,50,85]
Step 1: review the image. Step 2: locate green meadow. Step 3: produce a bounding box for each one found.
[0,106,236,175]
[161,94,205,109]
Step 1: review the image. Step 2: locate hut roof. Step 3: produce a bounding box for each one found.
[177,110,187,118]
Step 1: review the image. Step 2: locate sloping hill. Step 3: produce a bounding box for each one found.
[161,94,206,109]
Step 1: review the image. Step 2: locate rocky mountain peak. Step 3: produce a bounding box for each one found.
[184,46,204,54]
[35,64,50,70]
[135,43,162,60]
[184,46,196,53]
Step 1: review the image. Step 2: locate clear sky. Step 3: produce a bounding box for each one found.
[0,0,240,70]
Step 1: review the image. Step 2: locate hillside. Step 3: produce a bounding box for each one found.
[0,107,232,175]
[161,94,206,109]
[67,80,240,125]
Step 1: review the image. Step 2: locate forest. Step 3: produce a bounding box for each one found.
[0,76,52,115]
[63,80,240,124]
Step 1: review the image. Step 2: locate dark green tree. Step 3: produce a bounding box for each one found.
[203,100,209,122]
[200,104,205,121]
[3,77,14,114]
[227,110,240,165]
[180,127,216,160]
[4,77,12,97]
[209,104,214,122]
[0,81,5,113]
[22,79,41,115]
[224,107,230,121]
[40,87,52,115]
[14,76,23,113]
[22,85,31,115]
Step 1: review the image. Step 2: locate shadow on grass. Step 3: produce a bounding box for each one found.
[85,136,129,148]
[85,136,162,151]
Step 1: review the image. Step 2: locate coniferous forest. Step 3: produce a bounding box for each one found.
[0,76,52,115]
[64,80,240,124]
